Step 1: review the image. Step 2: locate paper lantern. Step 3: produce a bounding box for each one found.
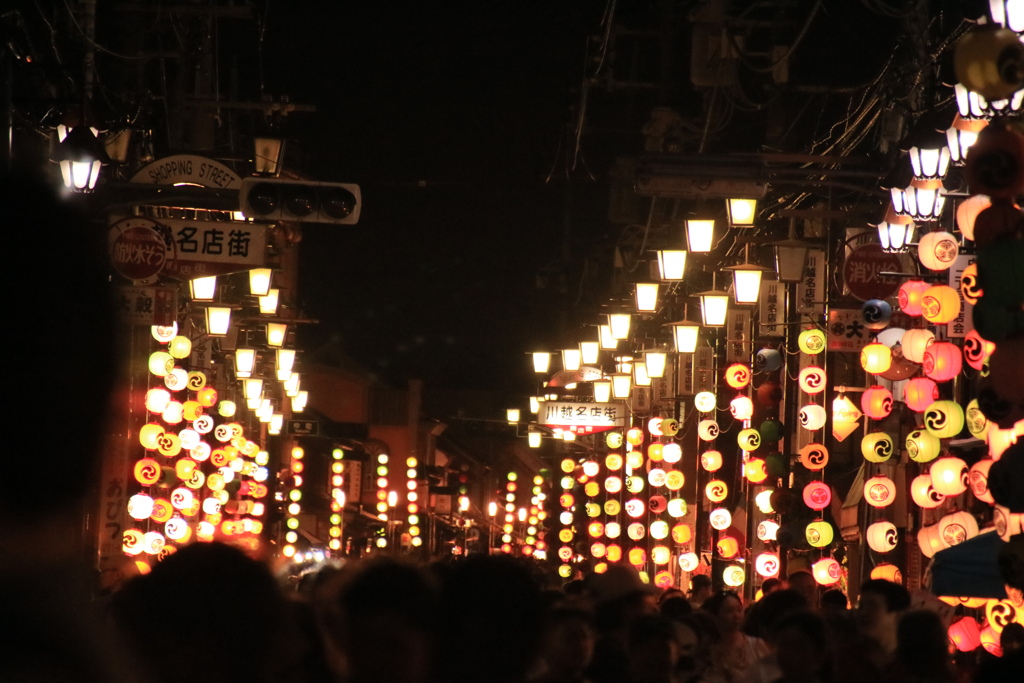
[758,419,784,443]
[924,341,963,382]
[709,508,732,530]
[812,558,841,586]
[861,386,894,419]
[700,450,723,472]
[698,420,719,441]
[626,427,644,445]
[647,417,664,436]
[918,231,960,271]
[805,520,834,547]
[800,443,829,471]
[798,328,827,354]
[969,459,996,503]
[907,430,942,463]
[628,547,647,566]
[864,475,897,507]
[606,432,623,448]
[756,348,783,372]
[725,363,752,389]
[980,625,1002,656]
[903,377,939,412]
[745,458,769,484]
[918,524,946,557]
[671,523,692,543]
[965,399,990,438]
[799,404,827,430]
[803,482,832,511]
[145,388,171,414]
[861,299,893,330]
[705,480,729,503]
[911,474,946,509]
[994,506,1024,542]
[604,476,623,494]
[899,280,931,316]
[755,490,776,513]
[648,468,667,487]
[862,432,895,463]
[757,519,779,541]
[963,330,995,370]
[871,564,902,583]
[755,553,781,578]
[938,510,979,547]
[647,443,664,462]
[662,443,682,464]
[717,536,740,558]
[901,328,935,362]
[662,418,680,436]
[723,565,746,587]
[861,343,893,375]
[921,285,962,324]
[148,351,174,377]
[730,395,754,420]
[924,400,966,439]
[866,521,899,553]
[650,521,670,541]
[694,391,717,413]
[678,552,699,571]
[949,617,983,652]
[798,366,827,394]
[960,263,983,305]
[651,546,672,566]
[757,381,783,407]
[930,457,969,496]
[737,428,761,451]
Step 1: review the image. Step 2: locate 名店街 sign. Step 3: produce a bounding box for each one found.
[541,401,625,434]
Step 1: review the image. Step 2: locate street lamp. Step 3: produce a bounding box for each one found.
[656,249,687,280]
[205,306,232,336]
[580,340,600,365]
[643,348,668,378]
[56,125,108,192]
[561,348,582,372]
[249,268,273,297]
[259,289,280,315]
[254,134,286,176]
[634,281,660,313]
[234,348,256,378]
[266,322,288,348]
[189,276,217,301]
[608,312,632,340]
[532,351,551,373]
[669,320,700,353]
[726,197,758,227]
[769,237,813,284]
[876,220,916,252]
[686,219,715,252]
[698,290,730,326]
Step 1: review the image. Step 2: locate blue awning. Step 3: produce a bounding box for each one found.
[931,530,1008,599]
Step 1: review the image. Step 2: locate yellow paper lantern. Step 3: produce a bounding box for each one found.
[907,429,942,463]
[723,565,746,587]
[805,520,834,547]
[870,564,902,583]
[698,420,719,441]
[921,285,962,324]
[701,450,723,471]
[938,510,979,547]
[725,363,751,389]
[798,328,826,354]
[861,432,895,463]
[737,428,761,451]
[626,427,644,445]
[139,423,165,450]
[861,386,894,420]
[744,458,768,484]
[924,400,966,439]
[717,536,740,558]
[861,343,893,375]
[706,480,729,503]
[148,351,174,377]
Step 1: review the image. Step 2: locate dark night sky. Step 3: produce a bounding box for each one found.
[257,2,601,400]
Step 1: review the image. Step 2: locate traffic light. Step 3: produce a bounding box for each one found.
[239,177,361,224]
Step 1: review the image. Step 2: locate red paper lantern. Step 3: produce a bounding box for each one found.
[949,617,983,652]
[904,377,939,412]
[962,329,995,370]
[923,341,963,382]
[899,280,931,316]
[861,386,894,419]
[802,481,832,510]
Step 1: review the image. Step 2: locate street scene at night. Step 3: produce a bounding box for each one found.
[2,1,1024,682]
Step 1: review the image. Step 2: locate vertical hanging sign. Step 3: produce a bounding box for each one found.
[726,309,752,363]
[946,254,975,339]
[759,280,784,337]
[692,346,715,394]
[797,250,826,317]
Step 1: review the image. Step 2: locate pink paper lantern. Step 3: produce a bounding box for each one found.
[904,377,939,412]
[923,341,963,382]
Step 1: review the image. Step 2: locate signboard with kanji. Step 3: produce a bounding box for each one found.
[797,249,826,316]
[116,286,176,326]
[759,280,784,337]
[946,254,975,339]
[692,346,716,394]
[158,218,267,280]
[842,243,902,301]
[827,308,870,352]
[540,401,626,434]
[288,420,320,436]
[726,309,752,362]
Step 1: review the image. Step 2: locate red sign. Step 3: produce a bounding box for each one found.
[108,217,172,282]
[843,244,902,301]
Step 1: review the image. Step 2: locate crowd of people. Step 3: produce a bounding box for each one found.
[9,537,1023,683]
